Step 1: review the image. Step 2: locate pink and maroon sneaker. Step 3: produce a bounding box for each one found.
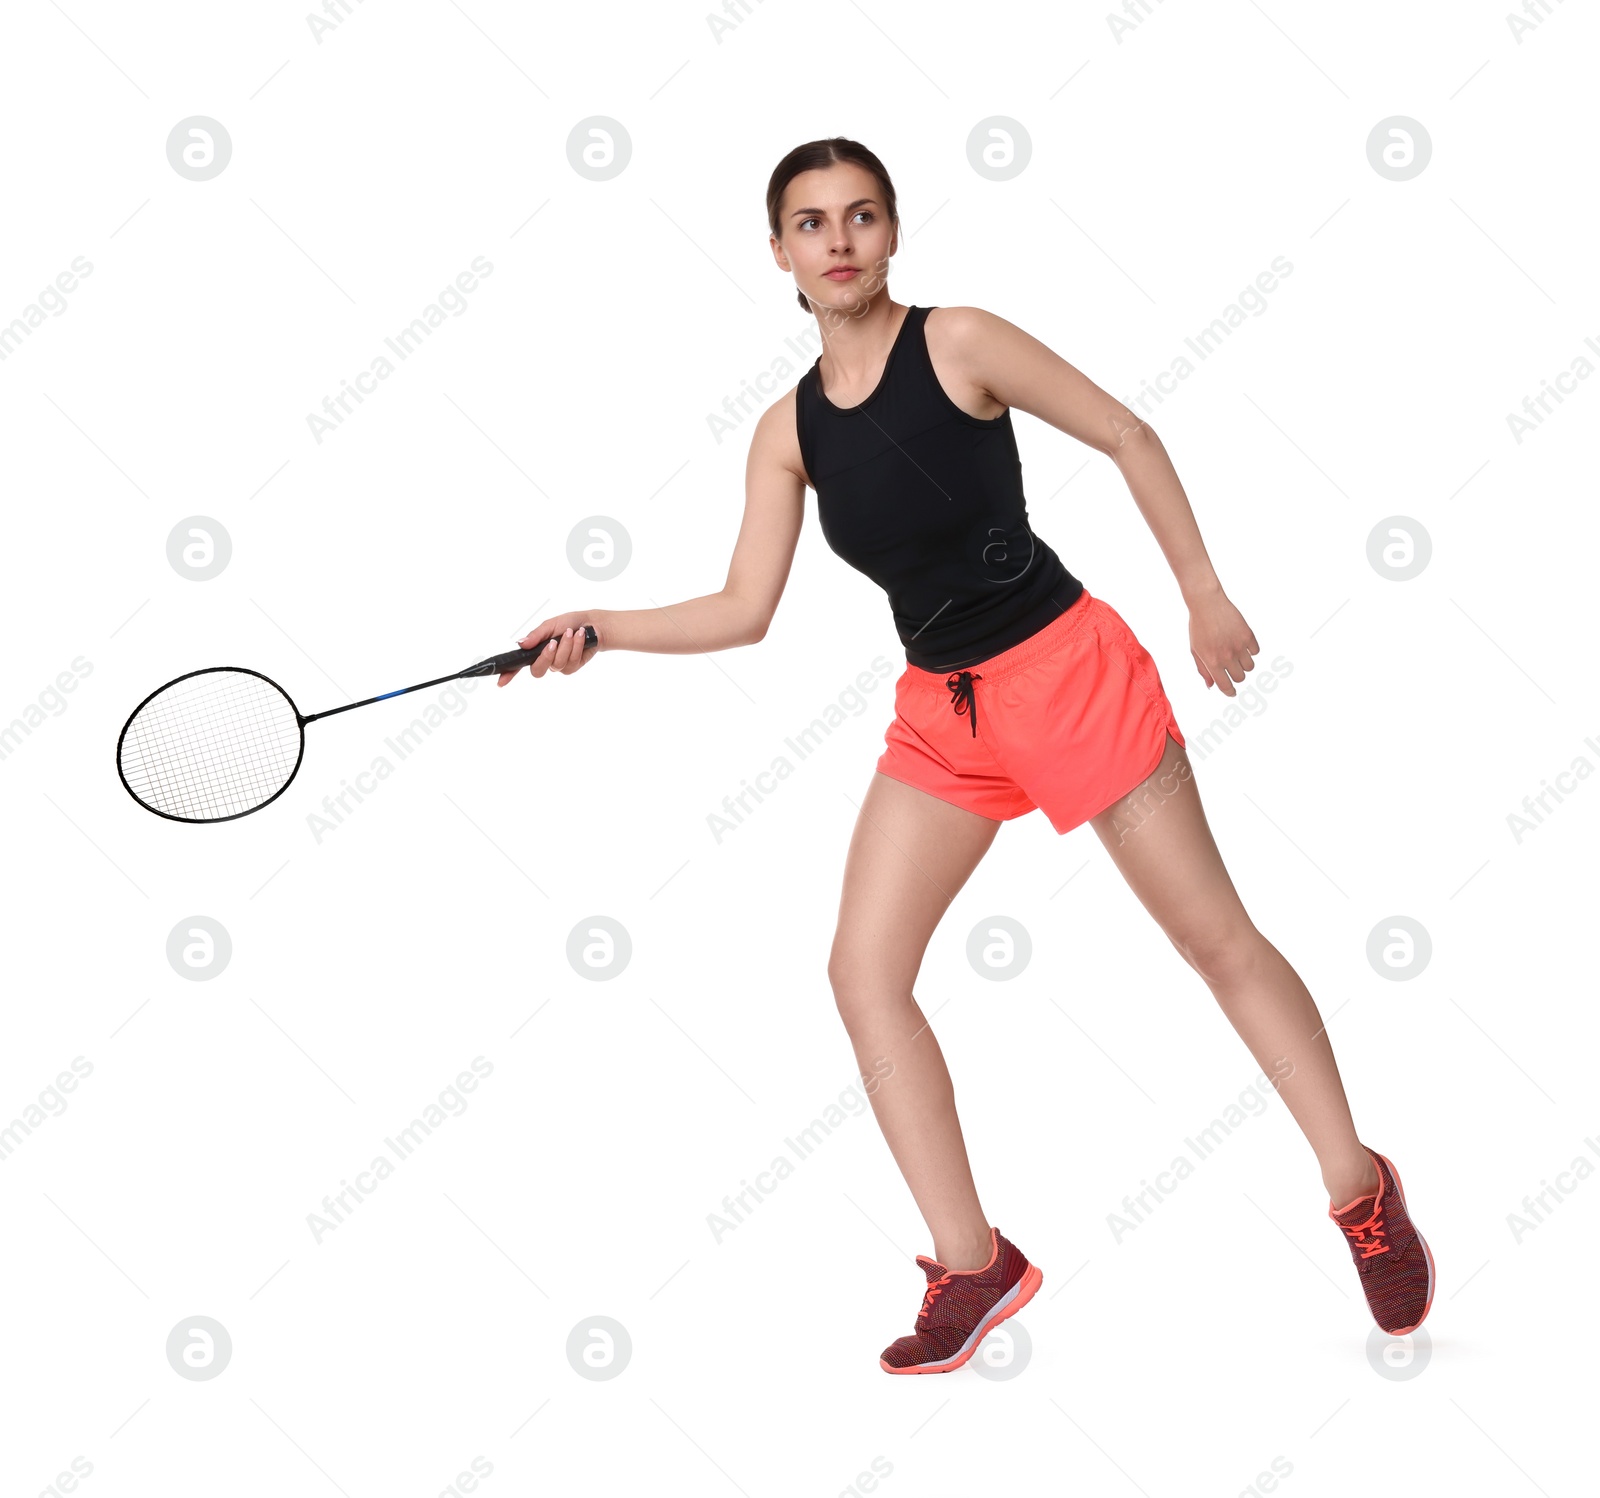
[879,1227,1042,1374]
[1329,1143,1436,1335]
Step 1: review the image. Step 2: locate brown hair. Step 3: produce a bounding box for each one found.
[767,138,899,312]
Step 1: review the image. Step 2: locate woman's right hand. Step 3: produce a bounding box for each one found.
[496,610,604,686]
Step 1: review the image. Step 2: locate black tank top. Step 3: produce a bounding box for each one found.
[795,305,1083,672]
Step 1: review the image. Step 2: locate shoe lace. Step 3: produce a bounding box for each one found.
[918,1273,953,1318]
[1341,1205,1390,1259]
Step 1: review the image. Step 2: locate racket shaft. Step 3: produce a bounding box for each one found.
[302,625,598,724]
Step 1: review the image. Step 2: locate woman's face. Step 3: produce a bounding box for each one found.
[773,161,897,314]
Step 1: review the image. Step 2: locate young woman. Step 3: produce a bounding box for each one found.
[500,138,1436,1373]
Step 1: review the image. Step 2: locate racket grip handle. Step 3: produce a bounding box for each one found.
[466,625,598,676]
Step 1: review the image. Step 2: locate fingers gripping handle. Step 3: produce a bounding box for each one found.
[462,624,598,677]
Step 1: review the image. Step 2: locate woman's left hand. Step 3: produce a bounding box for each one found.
[1189,591,1258,697]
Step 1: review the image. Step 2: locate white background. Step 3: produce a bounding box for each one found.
[2,1,1596,1494]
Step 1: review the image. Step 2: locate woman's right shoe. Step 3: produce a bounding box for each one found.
[879,1226,1043,1374]
[1328,1143,1436,1335]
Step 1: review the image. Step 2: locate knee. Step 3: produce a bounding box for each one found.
[826,953,872,1025]
[827,950,909,1030]
[1168,923,1267,990]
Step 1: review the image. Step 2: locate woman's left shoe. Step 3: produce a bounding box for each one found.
[879,1227,1043,1374]
[1328,1143,1436,1335]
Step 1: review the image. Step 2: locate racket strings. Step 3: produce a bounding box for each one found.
[130,698,282,815]
[120,671,302,820]
[129,687,294,816]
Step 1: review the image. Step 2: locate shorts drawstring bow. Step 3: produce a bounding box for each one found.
[946,670,982,737]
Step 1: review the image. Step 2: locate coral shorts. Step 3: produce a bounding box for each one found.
[875,589,1186,834]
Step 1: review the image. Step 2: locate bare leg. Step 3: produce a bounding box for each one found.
[1088,732,1380,1206]
[829,772,1004,1270]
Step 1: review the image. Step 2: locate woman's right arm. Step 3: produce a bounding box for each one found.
[498,390,809,683]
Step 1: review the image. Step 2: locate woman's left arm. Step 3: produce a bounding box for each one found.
[947,305,1259,697]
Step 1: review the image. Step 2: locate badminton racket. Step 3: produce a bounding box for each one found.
[117,625,597,824]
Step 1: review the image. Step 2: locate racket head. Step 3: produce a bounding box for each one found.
[117,667,307,823]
